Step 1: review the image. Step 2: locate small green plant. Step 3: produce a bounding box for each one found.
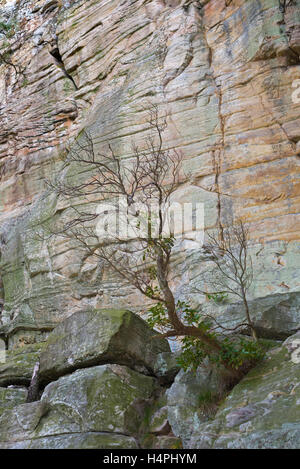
[198,390,215,406]
[175,301,264,373]
[0,20,17,38]
[207,291,228,304]
[0,21,11,33]
[212,337,265,370]
[21,77,29,87]
[197,390,227,420]
[177,334,264,373]
[147,302,170,330]
[177,335,207,373]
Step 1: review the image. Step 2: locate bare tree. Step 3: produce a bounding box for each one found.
[196,221,258,340]
[45,105,256,380]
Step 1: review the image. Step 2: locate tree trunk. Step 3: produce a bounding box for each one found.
[26,361,40,403]
[155,247,242,381]
[241,288,258,341]
[155,246,184,332]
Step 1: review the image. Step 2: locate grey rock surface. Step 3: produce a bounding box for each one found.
[39,308,170,383]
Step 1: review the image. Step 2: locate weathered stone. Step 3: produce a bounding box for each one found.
[0,364,155,448]
[153,351,180,384]
[0,432,138,450]
[0,387,27,416]
[0,401,49,444]
[148,406,170,435]
[40,365,157,437]
[0,343,44,387]
[200,290,300,340]
[166,361,227,446]
[188,332,300,449]
[39,308,170,383]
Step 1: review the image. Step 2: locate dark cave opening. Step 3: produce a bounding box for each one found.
[49,47,78,90]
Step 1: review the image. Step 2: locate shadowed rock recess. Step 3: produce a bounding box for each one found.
[0,0,299,449]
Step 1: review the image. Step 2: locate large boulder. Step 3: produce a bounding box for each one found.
[39,308,170,384]
[0,364,157,448]
[188,332,300,449]
[40,364,157,436]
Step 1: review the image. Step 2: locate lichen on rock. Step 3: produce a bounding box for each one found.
[188,332,300,449]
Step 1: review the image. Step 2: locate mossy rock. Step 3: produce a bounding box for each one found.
[189,332,300,449]
[39,308,170,384]
[0,364,157,447]
[0,343,45,387]
[40,364,157,437]
[0,387,27,417]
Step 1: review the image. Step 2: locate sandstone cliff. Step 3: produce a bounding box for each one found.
[0,0,299,449]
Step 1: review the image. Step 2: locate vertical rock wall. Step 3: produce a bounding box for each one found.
[0,0,299,348]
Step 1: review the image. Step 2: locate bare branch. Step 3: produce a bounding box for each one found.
[195,220,258,340]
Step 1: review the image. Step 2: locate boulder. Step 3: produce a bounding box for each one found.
[203,292,300,340]
[0,364,157,448]
[188,332,300,449]
[39,308,170,384]
[40,364,157,436]
[153,351,180,384]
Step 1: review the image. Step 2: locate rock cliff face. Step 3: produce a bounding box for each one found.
[0,0,300,346]
[0,0,299,449]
